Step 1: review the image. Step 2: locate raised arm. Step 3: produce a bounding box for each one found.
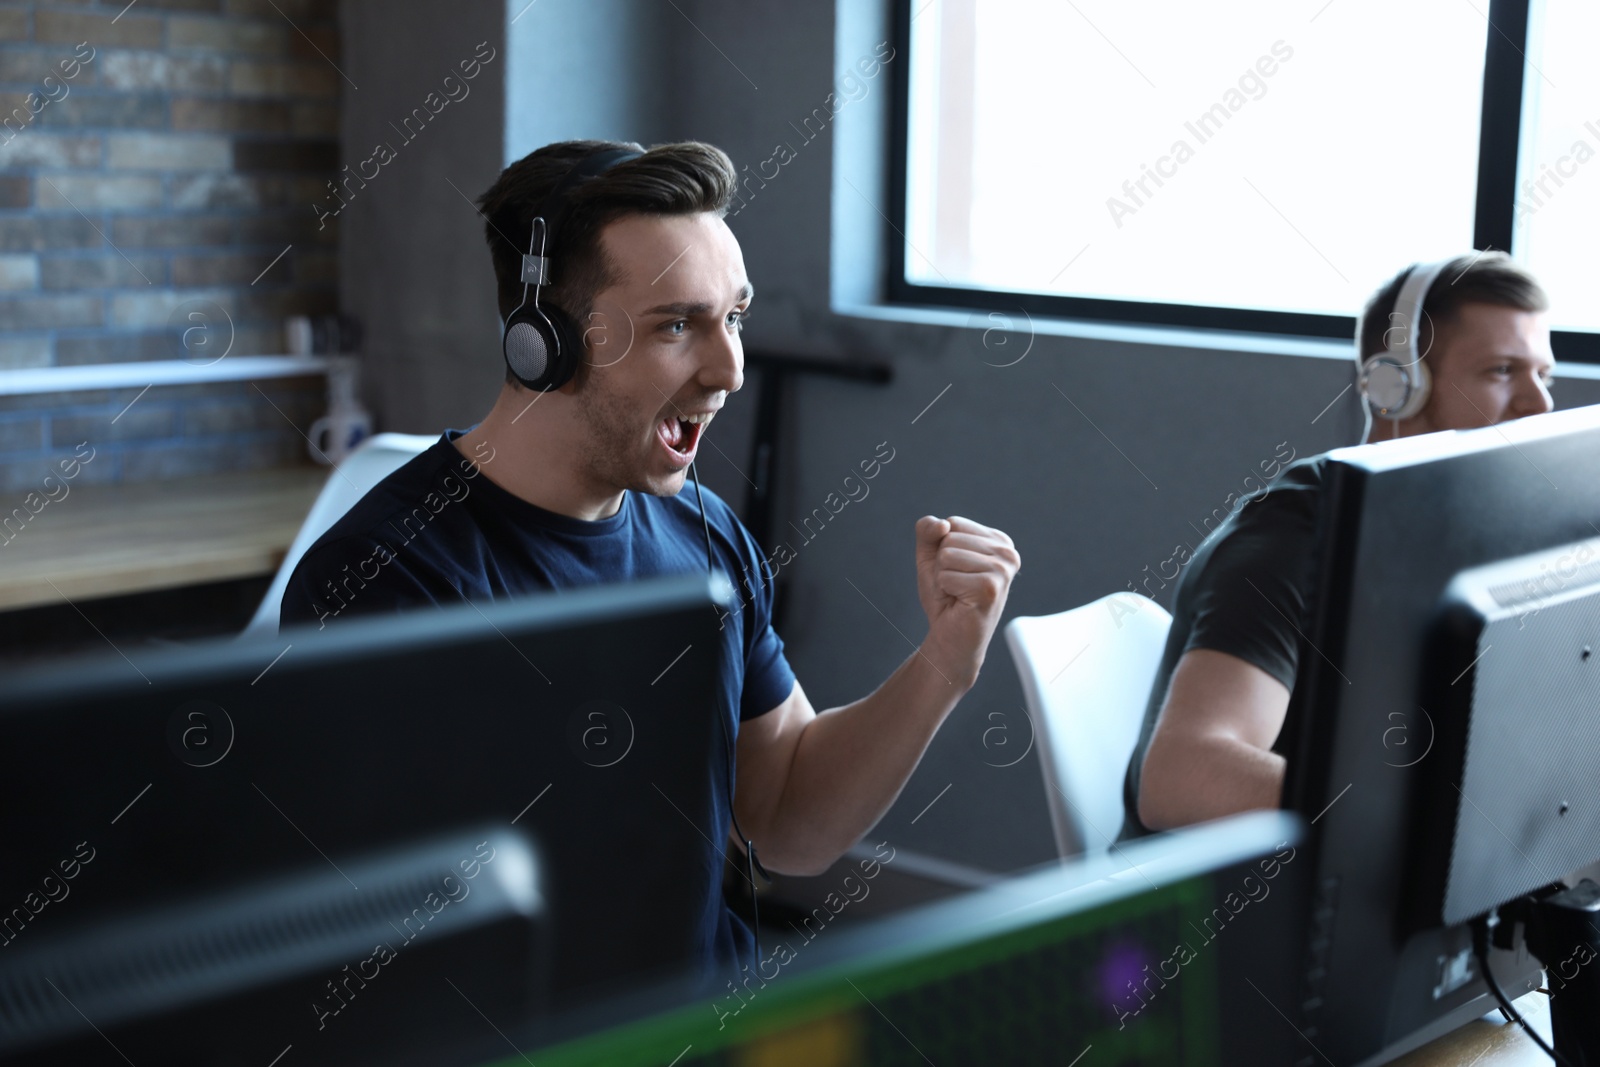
[731,515,1019,876]
[1137,647,1289,831]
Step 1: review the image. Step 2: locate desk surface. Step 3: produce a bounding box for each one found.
[1395,991,1553,1066]
[0,465,326,611]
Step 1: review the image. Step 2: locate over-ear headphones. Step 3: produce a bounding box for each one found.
[1357,257,1454,422]
[502,147,643,391]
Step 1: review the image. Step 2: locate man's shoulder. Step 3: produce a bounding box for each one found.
[1179,456,1329,599]
[1275,453,1331,492]
[1227,455,1329,532]
[280,437,479,617]
[310,436,481,550]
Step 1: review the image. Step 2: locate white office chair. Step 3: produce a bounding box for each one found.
[239,432,436,639]
[1004,593,1174,859]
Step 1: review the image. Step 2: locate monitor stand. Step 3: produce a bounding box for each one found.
[1494,880,1600,1066]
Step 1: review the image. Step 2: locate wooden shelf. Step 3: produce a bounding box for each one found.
[0,357,335,397]
[0,465,327,612]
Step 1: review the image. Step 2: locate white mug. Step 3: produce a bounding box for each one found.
[308,407,372,466]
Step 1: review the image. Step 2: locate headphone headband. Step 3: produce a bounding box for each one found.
[521,148,644,286]
[1385,257,1452,368]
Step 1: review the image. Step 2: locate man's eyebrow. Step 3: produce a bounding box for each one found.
[642,300,712,317]
[642,284,755,318]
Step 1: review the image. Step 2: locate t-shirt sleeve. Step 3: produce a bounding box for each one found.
[741,613,796,721]
[1181,479,1322,693]
[279,533,445,631]
[721,512,797,721]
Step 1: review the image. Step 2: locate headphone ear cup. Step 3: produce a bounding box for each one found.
[503,304,584,392]
[503,307,558,391]
[1359,354,1432,421]
[542,304,584,388]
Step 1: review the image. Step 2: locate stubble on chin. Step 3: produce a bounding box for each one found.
[574,382,678,495]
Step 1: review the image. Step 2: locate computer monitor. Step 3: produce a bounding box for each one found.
[1282,403,1600,1065]
[0,573,735,1066]
[470,811,1310,1067]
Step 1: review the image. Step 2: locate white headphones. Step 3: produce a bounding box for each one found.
[1357,257,1455,421]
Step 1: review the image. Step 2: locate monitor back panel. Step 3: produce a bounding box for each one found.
[492,813,1311,1067]
[0,575,733,1047]
[1430,548,1600,925]
[1282,407,1600,1065]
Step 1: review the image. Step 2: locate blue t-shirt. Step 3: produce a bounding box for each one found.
[280,430,796,981]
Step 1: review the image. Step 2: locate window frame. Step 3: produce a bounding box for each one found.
[884,0,1600,362]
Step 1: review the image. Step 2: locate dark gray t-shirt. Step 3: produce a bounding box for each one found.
[1119,457,1328,841]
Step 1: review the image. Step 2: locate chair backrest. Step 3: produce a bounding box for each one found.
[239,432,437,639]
[1004,593,1174,858]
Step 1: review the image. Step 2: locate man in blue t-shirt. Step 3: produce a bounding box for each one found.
[280,139,1020,985]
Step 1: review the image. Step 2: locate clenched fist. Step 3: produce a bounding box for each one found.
[914,515,1020,688]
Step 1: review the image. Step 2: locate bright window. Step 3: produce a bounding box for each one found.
[897,0,1595,355]
[1513,0,1600,334]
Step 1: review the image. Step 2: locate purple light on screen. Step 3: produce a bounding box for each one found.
[1098,939,1152,1019]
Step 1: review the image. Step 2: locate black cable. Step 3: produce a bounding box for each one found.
[690,460,767,974]
[1473,916,1573,1067]
[690,459,715,574]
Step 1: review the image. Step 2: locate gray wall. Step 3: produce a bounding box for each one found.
[339,0,686,431]
[505,0,677,166]
[341,0,1600,874]
[339,0,506,431]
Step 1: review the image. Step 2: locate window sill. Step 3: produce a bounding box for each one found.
[835,301,1600,381]
[835,300,1355,361]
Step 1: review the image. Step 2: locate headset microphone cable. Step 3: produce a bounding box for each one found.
[690,460,770,973]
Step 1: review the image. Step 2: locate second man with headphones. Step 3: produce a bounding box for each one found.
[1121,251,1556,840]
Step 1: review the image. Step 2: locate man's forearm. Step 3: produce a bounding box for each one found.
[761,644,966,874]
[1139,733,1285,831]
[740,513,1019,874]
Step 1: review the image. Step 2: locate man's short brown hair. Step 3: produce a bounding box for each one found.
[1356,251,1549,365]
[476,140,739,386]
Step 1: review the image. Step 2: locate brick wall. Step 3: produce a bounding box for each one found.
[0,0,340,490]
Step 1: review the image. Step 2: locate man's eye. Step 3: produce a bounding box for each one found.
[665,320,687,335]
[727,309,749,330]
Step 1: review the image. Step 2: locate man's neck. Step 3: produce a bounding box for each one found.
[454,387,625,521]
[1363,413,1430,444]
